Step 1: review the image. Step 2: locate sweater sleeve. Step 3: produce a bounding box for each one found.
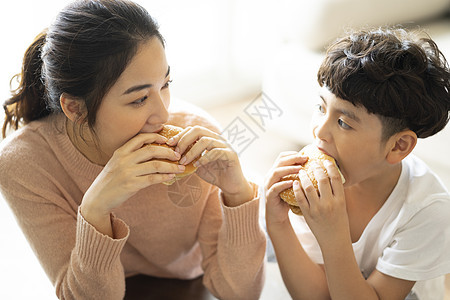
[0,155,129,300]
[62,208,129,299]
[198,182,266,300]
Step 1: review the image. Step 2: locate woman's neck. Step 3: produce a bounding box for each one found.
[65,119,107,166]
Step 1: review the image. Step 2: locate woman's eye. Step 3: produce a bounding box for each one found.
[132,96,148,106]
[163,79,173,89]
[338,119,351,129]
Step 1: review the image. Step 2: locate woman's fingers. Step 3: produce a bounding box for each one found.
[135,160,186,177]
[133,143,181,164]
[180,136,228,166]
[119,132,168,154]
[135,173,177,188]
[193,148,234,167]
[171,126,224,156]
[165,126,191,147]
[164,125,230,166]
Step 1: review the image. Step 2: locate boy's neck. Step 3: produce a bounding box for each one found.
[344,162,402,243]
[345,162,402,208]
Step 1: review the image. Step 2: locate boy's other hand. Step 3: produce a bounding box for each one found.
[264,151,307,226]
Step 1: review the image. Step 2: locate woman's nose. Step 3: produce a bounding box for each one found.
[150,93,169,124]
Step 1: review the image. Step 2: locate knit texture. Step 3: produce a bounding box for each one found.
[0,103,266,300]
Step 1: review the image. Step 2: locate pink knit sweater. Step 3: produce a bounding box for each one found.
[0,107,266,300]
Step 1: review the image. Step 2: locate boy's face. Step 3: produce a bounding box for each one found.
[311,86,392,187]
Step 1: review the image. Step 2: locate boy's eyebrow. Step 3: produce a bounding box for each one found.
[122,66,171,95]
[340,108,361,123]
[319,95,361,123]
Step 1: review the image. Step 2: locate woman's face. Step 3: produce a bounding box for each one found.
[93,37,171,161]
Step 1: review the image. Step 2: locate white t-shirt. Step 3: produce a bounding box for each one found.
[292,155,450,300]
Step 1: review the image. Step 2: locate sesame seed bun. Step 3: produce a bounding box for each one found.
[154,125,197,185]
[279,144,345,215]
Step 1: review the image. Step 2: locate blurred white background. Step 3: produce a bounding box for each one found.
[0,0,276,112]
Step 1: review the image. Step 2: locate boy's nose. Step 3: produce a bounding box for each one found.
[313,116,331,142]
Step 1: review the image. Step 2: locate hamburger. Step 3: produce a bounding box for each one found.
[154,125,198,185]
[279,144,345,215]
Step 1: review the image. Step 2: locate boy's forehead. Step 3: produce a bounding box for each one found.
[319,86,372,122]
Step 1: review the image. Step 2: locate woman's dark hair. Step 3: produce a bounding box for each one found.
[3,0,164,138]
[317,27,450,139]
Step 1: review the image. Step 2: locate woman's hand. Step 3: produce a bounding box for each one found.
[293,160,349,246]
[80,133,186,236]
[166,125,252,207]
[264,151,307,227]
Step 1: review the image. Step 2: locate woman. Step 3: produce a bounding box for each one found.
[0,0,266,299]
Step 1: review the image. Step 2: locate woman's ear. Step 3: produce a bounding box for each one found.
[386,130,417,164]
[60,93,85,123]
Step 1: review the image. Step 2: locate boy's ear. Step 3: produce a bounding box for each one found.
[386,130,417,164]
[60,93,85,123]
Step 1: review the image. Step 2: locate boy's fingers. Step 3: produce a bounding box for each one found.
[298,169,319,209]
[292,180,309,212]
[323,160,345,197]
[311,162,333,198]
[265,165,304,190]
[266,180,294,202]
[275,153,308,168]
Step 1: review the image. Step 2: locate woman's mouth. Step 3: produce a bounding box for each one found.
[140,125,164,134]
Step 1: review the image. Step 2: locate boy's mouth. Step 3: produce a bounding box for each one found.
[317,146,342,170]
[335,159,341,170]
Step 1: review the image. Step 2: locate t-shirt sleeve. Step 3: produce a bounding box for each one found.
[376,195,450,281]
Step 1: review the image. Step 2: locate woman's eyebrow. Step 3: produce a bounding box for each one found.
[165,65,170,77]
[122,84,152,95]
[122,66,171,95]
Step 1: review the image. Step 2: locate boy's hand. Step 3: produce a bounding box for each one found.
[293,160,350,246]
[265,151,307,226]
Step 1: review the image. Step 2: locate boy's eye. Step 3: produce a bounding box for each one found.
[338,119,351,129]
[163,79,173,89]
[316,104,325,114]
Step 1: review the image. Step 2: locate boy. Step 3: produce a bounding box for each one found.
[264,28,450,300]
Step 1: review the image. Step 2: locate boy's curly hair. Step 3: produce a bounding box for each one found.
[317,27,450,139]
